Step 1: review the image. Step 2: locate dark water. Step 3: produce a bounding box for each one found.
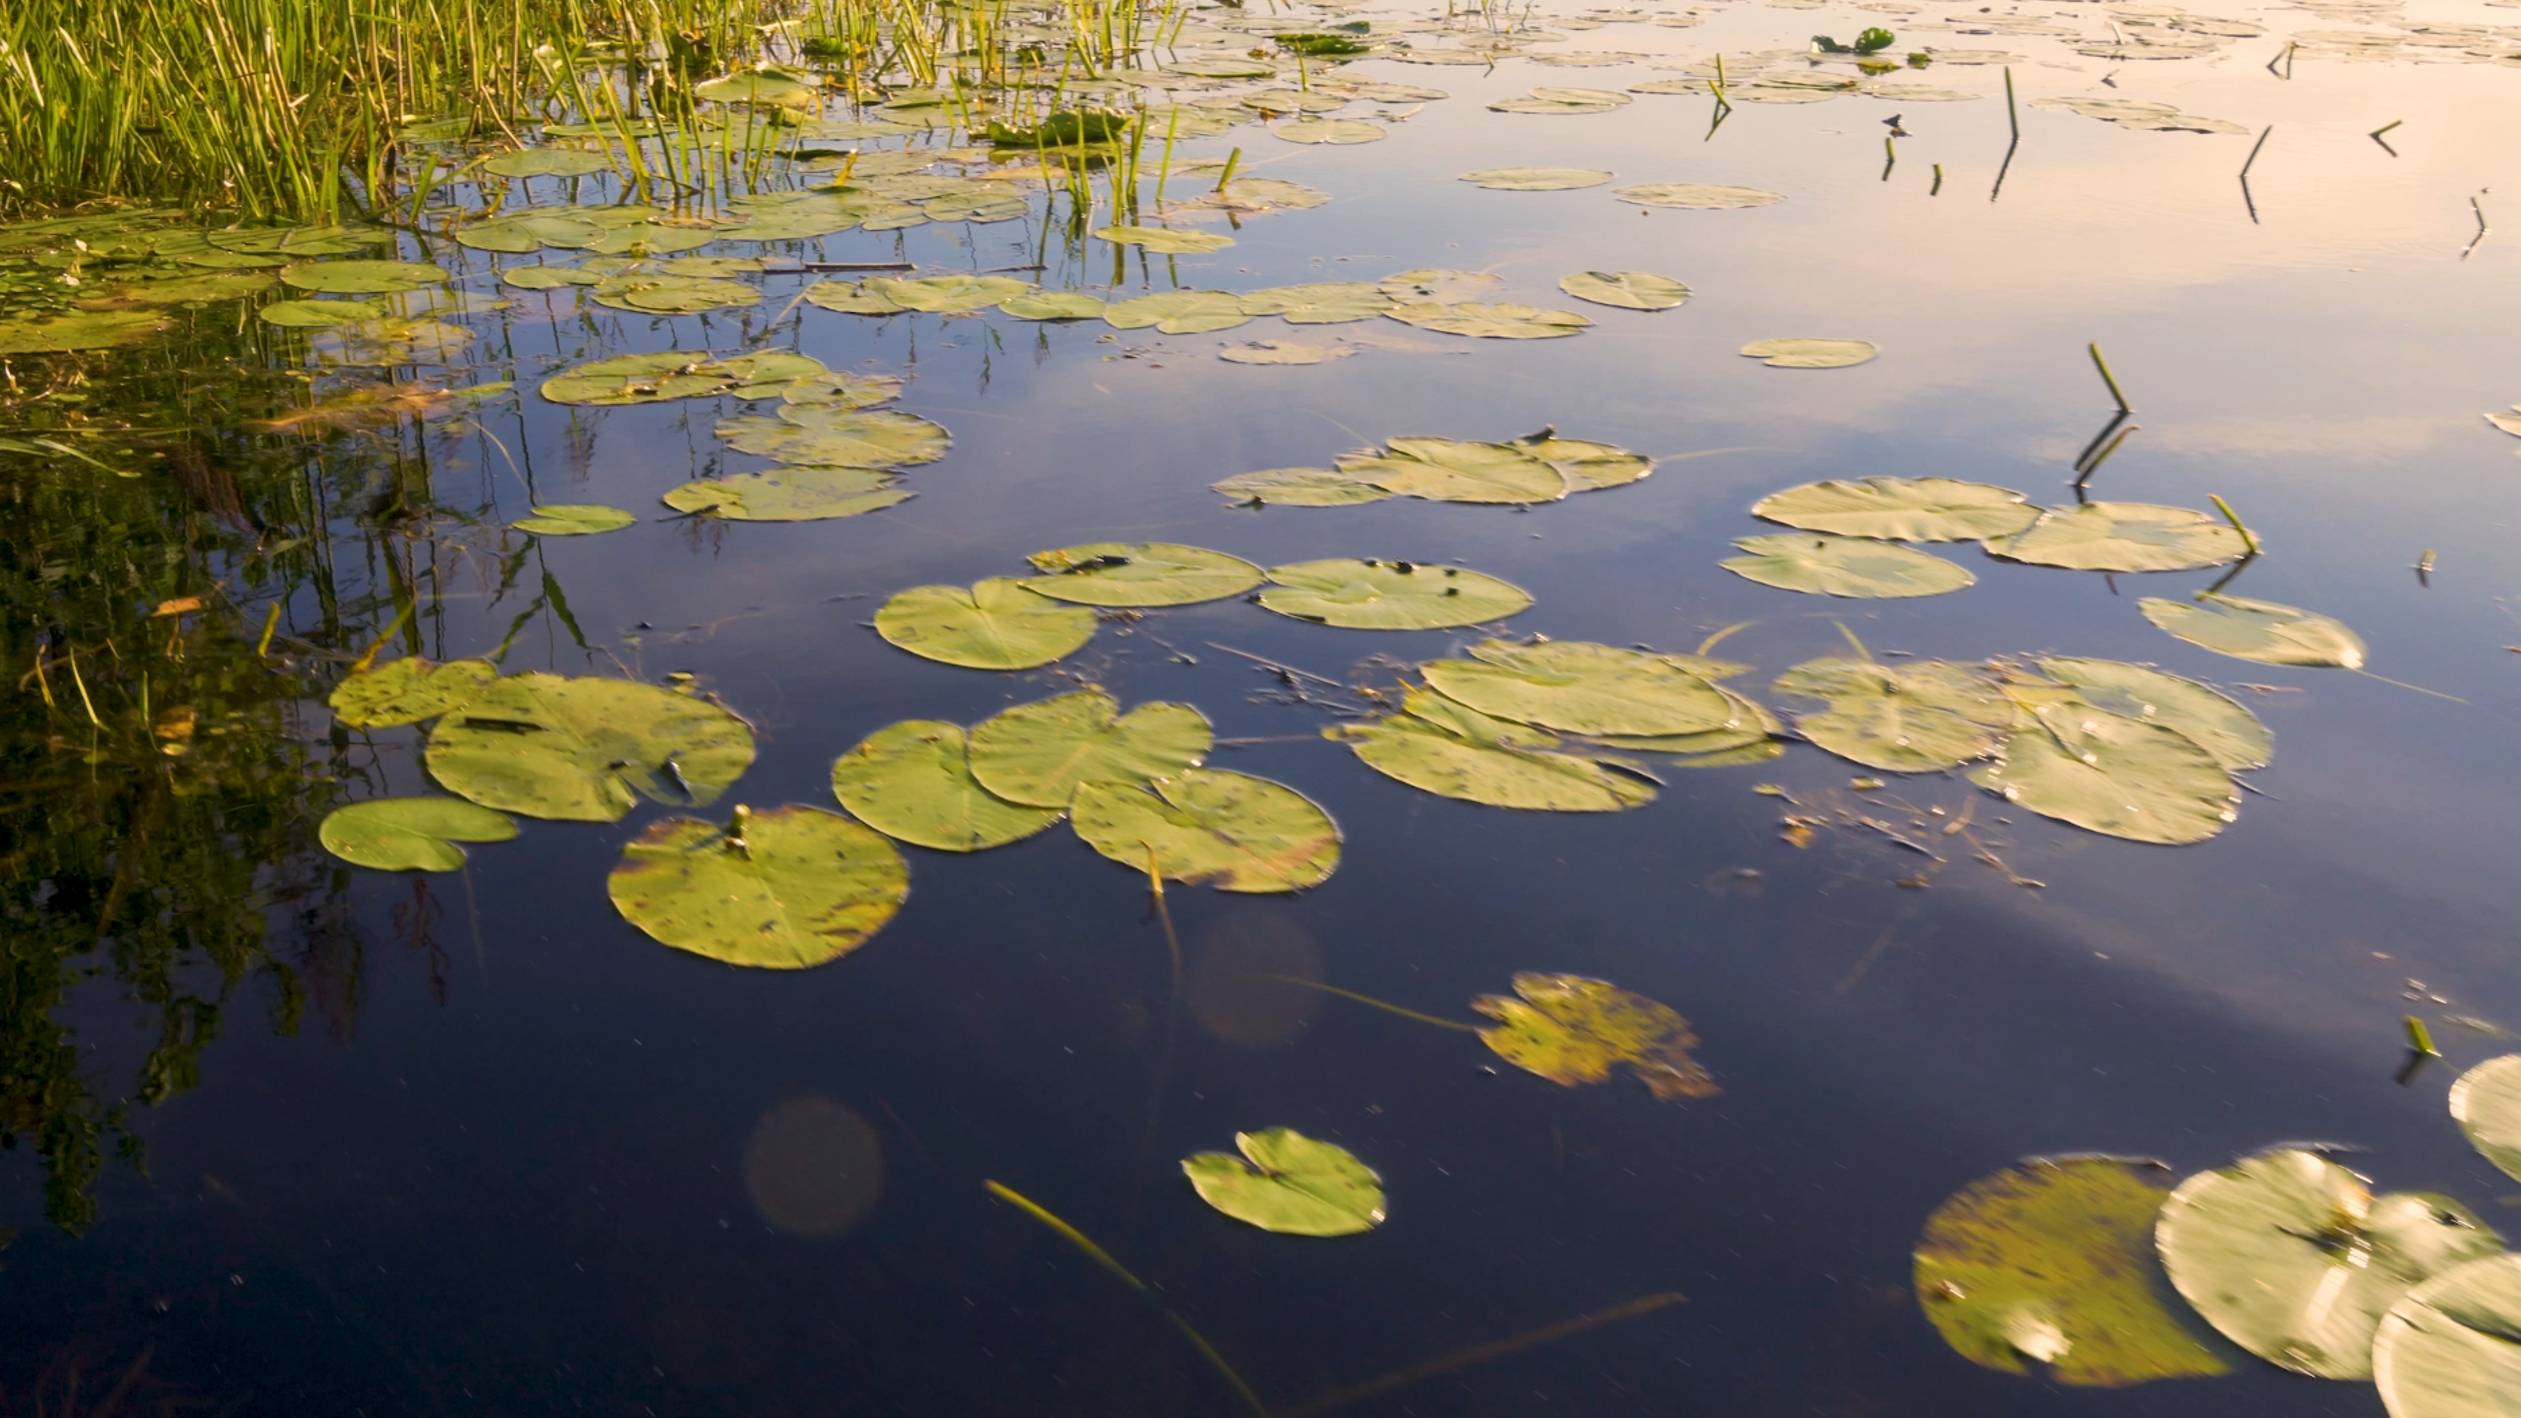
[6,0,2521,1411]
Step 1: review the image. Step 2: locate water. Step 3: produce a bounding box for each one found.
[5,0,2521,1409]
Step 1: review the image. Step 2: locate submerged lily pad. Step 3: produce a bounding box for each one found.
[1753,477,2040,541]
[1773,658,2012,772]
[1182,1128,1386,1236]
[1385,301,1592,339]
[513,503,635,535]
[319,797,517,871]
[1472,973,1717,1099]
[1329,689,1657,812]
[1421,639,1736,736]
[1213,466,1396,506]
[967,690,1214,808]
[1021,542,1263,606]
[2034,658,2272,772]
[663,467,910,522]
[2137,595,2367,669]
[258,298,386,329]
[2448,1055,2521,1184]
[2155,1148,2503,1379]
[1258,558,1532,629]
[1973,705,2239,844]
[1072,769,1341,893]
[1558,271,1691,311]
[329,657,496,728]
[830,719,1060,852]
[608,806,908,970]
[2373,1255,2521,1418]
[1740,337,1878,368]
[427,674,756,822]
[873,580,1095,670]
[1988,503,2247,572]
[0,309,169,354]
[1614,182,1784,209]
[1220,340,1356,366]
[1337,437,1567,504]
[1914,1157,2231,1387]
[1724,533,1975,598]
[1462,167,1614,190]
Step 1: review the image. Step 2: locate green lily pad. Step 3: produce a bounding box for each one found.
[481,148,611,178]
[1213,466,1396,506]
[426,673,757,822]
[1020,541,1263,606]
[2448,1055,2521,1184]
[2034,657,2272,771]
[1273,117,1387,143]
[805,280,908,314]
[998,290,1108,320]
[1724,533,1975,598]
[693,68,821,106]
[967,690,1214,807]
[716,410,950,468]
[1422,639,1737,736]
[1914,1156,2232,1386]
[513,503,635,535]
[278,259,449,294]
[1472,973,1717,1099]
[1753,477,2040,541]
[2374,1255,2521,1418]
[780,370,905,411]
[1489,86,1633,113]
[460,212,608,253]
[1258,558,1533,629]
[2157,1149,2503,1379]
[1528,436,1654,491]
[1972,704,2238,844]
[868,273,1035,311]
[1072,769,1341,893]
[1587,686,1782,759]
[1336,437,1568,504]
[1740,337,1878,368]
[1987,502,2248,572]
[831,719,1060,852]
[1385,301,1593,339]
[1461,167,1615,190]
[1103,290,1252,334]
[1772,657,2013,772]
[1182,1128,1385,1236]
[1238,282,1392,324]
[1614,182,1784,209]
[1329,689,1657,812]
[1377,269,1505,303]
[2137,595,2367,669]
[608,806,908,969]
[319,797,518,872]
[328,657,497,728]
[0,309,169,354]
[540,350,824,406]
[663,467,911,521]
[591,273,759,314]
[1558,271,1691,311]
[258,298,386,329]
[873,580,1096,670]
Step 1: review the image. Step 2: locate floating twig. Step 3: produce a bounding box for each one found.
[2463,194,2490,258]
[1205,640,1344,689]
[1250,974,1483,1033]
[2088,341,2131,412]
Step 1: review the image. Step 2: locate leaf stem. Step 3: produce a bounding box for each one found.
[1250,975,1483,1033]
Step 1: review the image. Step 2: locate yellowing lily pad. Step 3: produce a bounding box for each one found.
[967,689,1214,807]
[1614,182,1784,209]
[1336,437,1568,504]
[426,673,757,822]
[830,719,1060,852]
[2448,1055,2521,1184]
[1472,972,1717,1099]
[2373,1255,2521,1418]
[1183,1128,1386,1236]
[1753,477,2040,541]
[1723,533,1975,598]
[329,657,496,728]
[1213,466,1397,506]
[663,467,911,521]
[1385,301,1593,339]
[319,797,518,872]
[1489,86,1633,113]
[1239,282,1392,324]
[513,503,635,535]
[1103,290,1252,334]
[1558,271,1691,310]
[607,806,909,969]
[1740,337,1878,368]
[1259,558,1533,629]
[1462,167,1615,190]
[1072,769,1341,893]
[1273,117,1388,143]
[873,580,1096,670]
[2137,595,2366,669]
[1020,541,1263,606]
[1988,503,2247,572]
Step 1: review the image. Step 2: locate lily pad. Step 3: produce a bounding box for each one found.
[1753,477,2040,541]
[1472,973,1717,1099]
[1987,503,2247,572]
[997,290,1108,320]
[1329,689,1657,812]
[540,350,824,406]
[592,273,759,314]
[2448,1055,2521,1184]
[426,673,757,822]
[329,657,496,728]
[805,280,908,314]
[1914,1156,2232,1386]
[662,467,910,521]
[1422,639,1737,736]
[258,298,386,329]
[1462,167,1614,190]
[1529,436,1654,491]
[1238,283,1392,324]
[1614,182,1784,209]
[967,690,1214,808]
[1213,466,1396,506]
[0,309,169,353]
[1273,117,1388,143]
[1772,657,2013,772]
[481,148,611,179]
[1336,437,1568,504]
[873,580,1096,670]
[2373,1255,2521,1418]
[2034,658,2272,771]
[1377,269,1505,303]
[1489,86,1633,113]
[1385,302,1593,339]
[319,797,518,872]
[831,719,1060,852]
[1258,558,1532,629]
[2155,1148,2503,1379]
[607,806,908,969]
[1182,1128,1385,1236]
[1220,340,1356,366]
[513,503,635,535]
[2137,595,2367,669]
[1021,541,1263,606]
[1072,769,1341,893]
[1972,704,2238,844]
[278,259,449,294]
[1558,271,1691,311]
[1740,337,1878,368]
[717,410,950,468]
[1103,290,1252,334]
[867,274,1034,311]
[1723,533,1976,598]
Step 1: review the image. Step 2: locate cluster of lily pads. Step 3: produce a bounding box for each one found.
[1913,1050,2521,1416]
